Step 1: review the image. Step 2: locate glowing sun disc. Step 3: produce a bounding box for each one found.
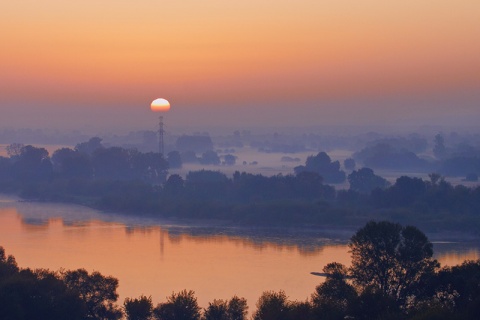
[150,98,170,112]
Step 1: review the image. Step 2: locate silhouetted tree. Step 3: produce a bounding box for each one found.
[61,268,122,320]
[223,154,236,166]
[130,150,169,182]
[52,147,76,172]
[429,260,480,319]
[202,296,248,320]
[51,147,92,178]
[200,150,221,165]
[75,137,104,156]
[390,176,427,207]
[164,174,185,197]
[92,147,131,180]
[6,142,24,158]
[0,246,19,277]
[348,167,389,194]
[153,290,201,320]
[11,145,52,182]
[353,143,430,171]
[253,290,289,320]
[203,299,229,320]
[0,247,86,320]
[0,269,86,320]
[124,295,153,320]
[349,221,438,305]
[294,152,346,184]
[293,171,325,200]
[185,170,229,200]
[286,301,312,320]
[311,263,356,320]
[350,286,401,320]
[427,172,443,186]
[226,296,248,320]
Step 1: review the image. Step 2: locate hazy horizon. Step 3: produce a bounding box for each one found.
[1,1,479,134]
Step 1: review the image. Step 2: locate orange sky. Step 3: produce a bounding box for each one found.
[1,1,479,131]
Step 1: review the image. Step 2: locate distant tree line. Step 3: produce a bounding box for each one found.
[1,141,480,232]
[2,221,479,319]
[294,152,346,184]
[351,133,480,180]
[1,138,169,184]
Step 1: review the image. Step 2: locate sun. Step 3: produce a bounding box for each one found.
[150,98,170,112]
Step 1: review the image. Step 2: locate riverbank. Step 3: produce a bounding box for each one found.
[2,193,480,246]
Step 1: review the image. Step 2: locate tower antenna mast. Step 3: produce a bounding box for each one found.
[158,115,164,156]
[150,98,170,157]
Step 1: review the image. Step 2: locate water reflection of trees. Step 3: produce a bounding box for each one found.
[14,211,480,260]
[153,225,349,256]
[21,218,49,228]
[16,212,348,256]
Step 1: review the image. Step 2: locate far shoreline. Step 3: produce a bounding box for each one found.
[2,192,480,245]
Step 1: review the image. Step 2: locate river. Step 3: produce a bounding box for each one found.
[0,195,478,311]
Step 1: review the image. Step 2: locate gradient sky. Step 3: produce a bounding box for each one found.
[1,1,479,132]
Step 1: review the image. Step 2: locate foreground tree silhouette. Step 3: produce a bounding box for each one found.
[311,262,357,319]
[253,290,290,320]
[349,221,438,304]
[426,260,480,319]
[226,296,248,320]
[203,299,229,320]
[153,290,201,320]
[203,296,248,320]
[0,246,18,277]
[0,247,86,320]
[62,268,122,319]
[124,295,153,320]
[350,286,400,320]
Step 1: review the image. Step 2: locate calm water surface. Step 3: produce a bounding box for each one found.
[0,195,478,310]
